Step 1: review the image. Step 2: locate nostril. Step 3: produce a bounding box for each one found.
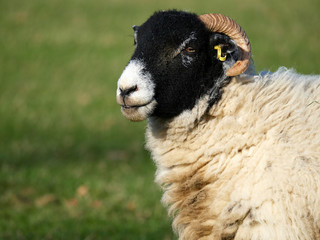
[120,85,138,97]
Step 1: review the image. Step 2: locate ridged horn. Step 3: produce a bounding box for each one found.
[199,13,251,76]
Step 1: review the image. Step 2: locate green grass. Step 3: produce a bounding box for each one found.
[0,0,319,239]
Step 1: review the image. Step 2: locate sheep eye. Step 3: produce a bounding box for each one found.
[186,47,196,53]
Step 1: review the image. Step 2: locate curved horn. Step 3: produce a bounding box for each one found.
[199,13,251,76]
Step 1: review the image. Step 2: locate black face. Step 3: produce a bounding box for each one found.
[131,10,237,119]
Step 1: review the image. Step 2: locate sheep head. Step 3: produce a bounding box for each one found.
[116,10,252,121]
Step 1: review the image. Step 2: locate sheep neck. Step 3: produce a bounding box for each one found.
[145,77,258,238]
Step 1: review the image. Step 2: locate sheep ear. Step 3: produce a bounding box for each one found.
[132,25,139,32]
[210,33,240,70]
[133,25,139,45]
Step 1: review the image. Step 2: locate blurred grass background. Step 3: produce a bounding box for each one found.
[0,0,319,239]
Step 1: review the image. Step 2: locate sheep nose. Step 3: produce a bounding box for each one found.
[119,85,138,97]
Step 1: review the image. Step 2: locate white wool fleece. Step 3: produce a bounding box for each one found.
[146,68,320,240]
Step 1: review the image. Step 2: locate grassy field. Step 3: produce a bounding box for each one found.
[0,0,319,239]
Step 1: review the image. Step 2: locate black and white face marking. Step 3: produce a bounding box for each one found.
[116,10,239,121]
[117,60,157,121]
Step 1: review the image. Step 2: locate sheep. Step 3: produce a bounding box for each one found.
[116,10,320,240]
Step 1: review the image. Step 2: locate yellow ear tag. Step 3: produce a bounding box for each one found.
[214,45,227,62]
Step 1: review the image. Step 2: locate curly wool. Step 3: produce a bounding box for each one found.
[146,68,320,240]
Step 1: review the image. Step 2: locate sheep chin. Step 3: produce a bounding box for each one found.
[121,99,157,122]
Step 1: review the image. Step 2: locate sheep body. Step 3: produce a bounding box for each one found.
[146,68,320,239]
[116,10,320,239]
